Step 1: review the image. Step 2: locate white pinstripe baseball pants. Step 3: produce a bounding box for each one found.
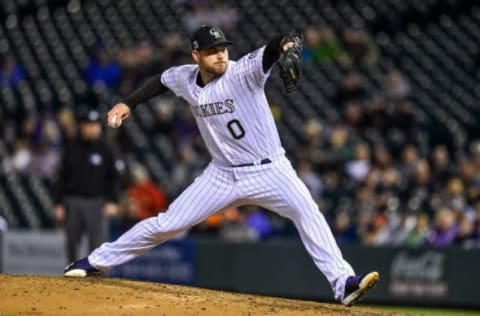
[89,155,354,299]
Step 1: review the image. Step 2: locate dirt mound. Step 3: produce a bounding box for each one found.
[0,274,407,315]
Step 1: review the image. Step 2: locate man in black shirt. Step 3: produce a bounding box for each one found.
[54,108,120,262]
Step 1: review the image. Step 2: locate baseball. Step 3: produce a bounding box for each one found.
[110,114,121,128]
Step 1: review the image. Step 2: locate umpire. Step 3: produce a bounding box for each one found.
[54,107,120,263]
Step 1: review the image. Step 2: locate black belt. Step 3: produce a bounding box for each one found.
[232,158,272,168]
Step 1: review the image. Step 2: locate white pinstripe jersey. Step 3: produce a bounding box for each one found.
[160,46,285,166]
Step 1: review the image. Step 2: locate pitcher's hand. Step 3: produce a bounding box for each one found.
[107,103,131,128]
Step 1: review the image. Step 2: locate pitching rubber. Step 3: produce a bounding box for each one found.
[342,271,380,307]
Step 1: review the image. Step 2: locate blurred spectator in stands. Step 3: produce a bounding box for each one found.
[365,96,389,135]
[114,163,168,233]
[403,213,430,246]
[364,168,381,191]
[182,0,238,33]
[471,140,480,174]
[425,208,458,246]
[403,160,434,214]
[0,118,17,153]
[442,178,466,213]
[297,119,324,167]
[373,145,393,171]
[218,205,275,241]
[430,145,454,192]
[117,40,184,95]
[54,108,121,262]
[297,158,323,201]
[398,144,421,184]
[302,26,320,63]
[469,198,480,246]
[127,163,168,221]
[244,206,274,240]
[57,107,77,142]
[0,53,25,88]
[387,100,416,151]
[355,207,374,243]
[345,142,371,182]
[118,41,156,95]
[302,119,323,149]
[363,212,389,245]
[384,67,411,101]
[333,71,366,107]
[453,214,475,248]
[23,112,61,177]
[388,213,417,245]
[376,168,402,213]
[458,158,480,202]
[343,101,365,132]
[24,137,60,178]
[355,185,377,214]
[340,28,379,65]
[84,44,122,91]
[303,26,343,64]
[220,207,258,242]
[20,114,37,140]
[331,211,357,244]
[171,141,207,194]
[266,98,282,125]
[372,211,415,246]
[152,98,176,136]
[9,139,31,174]
[158,32,191,68]
[110,196,137,237]
[322,125,352,169]
[174,105,199,142]
[389,100,415,134]
[195,207,240,236]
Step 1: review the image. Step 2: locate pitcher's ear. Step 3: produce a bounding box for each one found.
[192,50,200,64]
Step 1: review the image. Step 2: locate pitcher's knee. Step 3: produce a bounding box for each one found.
[152,213,189,234]
[287,204,324,222]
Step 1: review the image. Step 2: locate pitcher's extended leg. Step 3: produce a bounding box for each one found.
[89,164,238,269]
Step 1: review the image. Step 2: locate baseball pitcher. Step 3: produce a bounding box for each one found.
[64,25,379,306]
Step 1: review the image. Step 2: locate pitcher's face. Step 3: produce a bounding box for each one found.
[192,45,229,76]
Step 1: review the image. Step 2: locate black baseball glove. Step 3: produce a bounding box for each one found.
[277,30,304,94]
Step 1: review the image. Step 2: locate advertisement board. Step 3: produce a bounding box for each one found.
[108,240,196,285]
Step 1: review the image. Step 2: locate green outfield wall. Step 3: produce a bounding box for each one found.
[195,239,480,308]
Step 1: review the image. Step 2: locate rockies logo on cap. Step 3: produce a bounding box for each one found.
[190,25,232,50]
[209,28,221,39]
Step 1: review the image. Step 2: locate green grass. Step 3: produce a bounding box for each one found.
[371,306,480,316]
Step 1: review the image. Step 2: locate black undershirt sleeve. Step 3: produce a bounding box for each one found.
[262,33,287,73]
[122,74,169,109]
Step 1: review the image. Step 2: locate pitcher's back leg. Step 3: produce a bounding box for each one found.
[88,165,239,269]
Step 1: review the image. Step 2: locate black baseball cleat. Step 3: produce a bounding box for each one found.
[341,271,380,306]
[64,257,103,277]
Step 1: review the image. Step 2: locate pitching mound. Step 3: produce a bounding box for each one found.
[0,274,406,315]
